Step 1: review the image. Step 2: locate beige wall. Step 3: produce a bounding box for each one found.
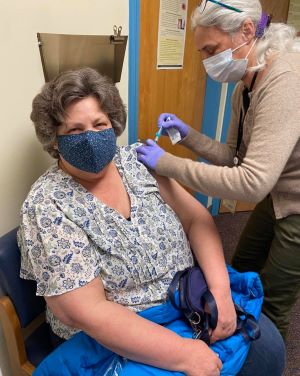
[0,0,129,237]
[0,1,128,375]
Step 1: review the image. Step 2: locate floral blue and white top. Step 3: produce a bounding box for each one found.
[18,144,194,339]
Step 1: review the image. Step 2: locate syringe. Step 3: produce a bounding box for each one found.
[154,116,171,142]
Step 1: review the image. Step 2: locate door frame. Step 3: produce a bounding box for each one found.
[128,0,140,144]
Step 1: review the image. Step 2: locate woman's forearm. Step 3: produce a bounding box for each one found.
[78,301,188,369]
[49,285,192,373]
[47,281,220,376]
[181,128,234,166]
[186,208,237,342]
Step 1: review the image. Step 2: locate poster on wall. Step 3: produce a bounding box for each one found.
[157,0,188,69]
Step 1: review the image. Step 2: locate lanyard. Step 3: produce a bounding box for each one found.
[234,71,259,166]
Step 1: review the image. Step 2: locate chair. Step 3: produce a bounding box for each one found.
[0,228,61,376]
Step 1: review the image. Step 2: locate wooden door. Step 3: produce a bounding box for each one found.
[138,0,206,165]
[260,0,290,23]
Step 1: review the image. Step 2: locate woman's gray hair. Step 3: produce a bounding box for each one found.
[31,67,127,159]
[191,0,300,70]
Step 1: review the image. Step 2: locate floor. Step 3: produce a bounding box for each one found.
[213,212,300,376]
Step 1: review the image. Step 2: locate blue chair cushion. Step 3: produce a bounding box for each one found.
[0,228,45,327]
[0,227,65,366]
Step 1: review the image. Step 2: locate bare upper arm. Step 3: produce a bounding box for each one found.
[45,276,106,327]
[154,173,212,234]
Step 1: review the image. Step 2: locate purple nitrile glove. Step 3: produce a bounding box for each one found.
[157,113,190,138]
[136,139,165,170]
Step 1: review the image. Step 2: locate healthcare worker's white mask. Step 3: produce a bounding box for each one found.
[203,40,256,83]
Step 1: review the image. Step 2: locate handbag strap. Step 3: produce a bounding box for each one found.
[202,290,218,330]
[168,269,189,309]
[193,290,218,346]
[234,303,261,341]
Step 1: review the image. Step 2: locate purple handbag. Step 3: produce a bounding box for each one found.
[168,266,261,345]
[168,266,218,344]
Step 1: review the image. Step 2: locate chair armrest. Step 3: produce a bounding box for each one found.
[0,296,35,376]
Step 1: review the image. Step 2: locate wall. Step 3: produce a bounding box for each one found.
[0,0,129,238]
[288,0,300,31]
[0,1,128,374]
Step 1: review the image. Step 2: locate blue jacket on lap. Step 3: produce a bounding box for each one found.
[34,266,263,376]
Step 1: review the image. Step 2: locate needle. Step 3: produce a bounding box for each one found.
[154,127,163,143]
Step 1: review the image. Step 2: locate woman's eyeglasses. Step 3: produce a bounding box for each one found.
[198,0,243,13]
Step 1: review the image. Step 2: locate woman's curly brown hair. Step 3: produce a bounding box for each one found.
[31,67,127,159]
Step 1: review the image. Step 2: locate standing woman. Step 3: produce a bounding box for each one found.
[137,0,300,340]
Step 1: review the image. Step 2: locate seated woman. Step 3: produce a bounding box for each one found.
[18,68,284,376]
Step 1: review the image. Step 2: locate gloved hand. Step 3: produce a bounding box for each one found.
[136,139,165,170]
[158,113,190,139]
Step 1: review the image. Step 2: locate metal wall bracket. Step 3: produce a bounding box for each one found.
[110,25,126,44]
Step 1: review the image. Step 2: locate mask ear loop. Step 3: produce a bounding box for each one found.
[231,38,257,60]
[232,41,248,53]
[245,38,258,59]
[245,13,272,68]
[233,12,271,56]
[232,36,257,55]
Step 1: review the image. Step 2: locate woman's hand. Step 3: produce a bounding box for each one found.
[158,113,190,139]
[180,338,222,376]
[209,288,237,343]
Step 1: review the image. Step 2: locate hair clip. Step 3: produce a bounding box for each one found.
[255,12,272,38]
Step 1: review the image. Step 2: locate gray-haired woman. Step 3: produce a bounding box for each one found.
[137,0,300,340]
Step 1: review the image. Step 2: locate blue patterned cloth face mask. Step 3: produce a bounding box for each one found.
[57,128,117,173]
